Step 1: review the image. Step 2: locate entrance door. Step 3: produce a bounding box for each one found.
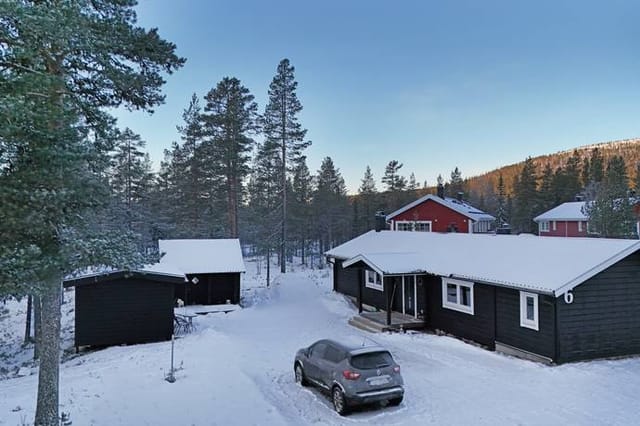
[416,276,426,320]
[403,276,415,317]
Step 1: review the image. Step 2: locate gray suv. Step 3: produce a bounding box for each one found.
[294,339,404,415]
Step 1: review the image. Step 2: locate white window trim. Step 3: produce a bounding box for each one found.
[395,220,432,232]
[578,221,583,232]
[552,220,557,231]
[441,278,474,315]
[539,221,549,232]
[365,269,383,292]
[519,291,539,331]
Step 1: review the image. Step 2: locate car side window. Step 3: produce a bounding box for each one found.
[309,343,326,359]
[323,345,344,364]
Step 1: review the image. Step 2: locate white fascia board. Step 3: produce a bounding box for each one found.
[342,255,385,277]
[553,242,640,297]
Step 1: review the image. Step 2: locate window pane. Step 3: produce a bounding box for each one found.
[350,351,393,369]
[447,284,457,303]
[460,286,471,306]
[526,297,535,320]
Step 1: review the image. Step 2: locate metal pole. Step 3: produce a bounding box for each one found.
[166,334,176,383]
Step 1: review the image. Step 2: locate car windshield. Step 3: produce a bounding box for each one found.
[350,351,393,369]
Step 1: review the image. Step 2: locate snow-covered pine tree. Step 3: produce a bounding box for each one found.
[201,77,259,238]
[262,59,311,273]
[0,2,184,424]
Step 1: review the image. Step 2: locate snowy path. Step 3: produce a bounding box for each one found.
[1,265,640,425]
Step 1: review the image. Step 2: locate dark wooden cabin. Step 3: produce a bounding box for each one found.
[63,270,186,350]
[327,230,640,364]
[158,239,245,306]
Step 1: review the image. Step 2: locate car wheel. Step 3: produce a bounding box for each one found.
[294,363,309,387]
[332,386,349,415]
[388,396,403,407]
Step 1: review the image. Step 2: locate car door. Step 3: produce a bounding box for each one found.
[317,344,343,388]
[304,342,327,382]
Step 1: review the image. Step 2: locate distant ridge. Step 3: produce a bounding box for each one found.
[465,138,640,196]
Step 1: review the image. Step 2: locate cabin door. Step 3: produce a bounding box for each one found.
[403,276,416,318]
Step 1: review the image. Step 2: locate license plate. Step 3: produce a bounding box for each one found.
[368,377,389,386]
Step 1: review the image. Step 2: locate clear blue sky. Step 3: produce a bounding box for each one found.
[114,0,640,193]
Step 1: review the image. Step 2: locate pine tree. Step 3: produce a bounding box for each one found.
[408,172,418,191]
[312,157,349,260]
[202,77,259,238]
[512,158,539,233]
[381,160,407,211]
[357,166,378,233]
[538,163,556,212]
[289,158,314,264]
[449,167,464,197]
[495,173,508,227]
[0,2,183,424]
[585,155,635,238]
[262,59,311,273]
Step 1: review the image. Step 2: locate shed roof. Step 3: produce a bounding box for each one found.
[533,201,588,222]
[326,230,640,296]
[386,194,495,222]
[63,264,187,287]
[158,239,246,274]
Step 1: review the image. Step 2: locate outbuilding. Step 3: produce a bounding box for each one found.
[326,230,640,364]
[158,239,245,306]
[63,266,187,350]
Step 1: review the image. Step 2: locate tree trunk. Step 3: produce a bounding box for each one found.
[34,277,62,426]
[33,295,42,360]
[24,295,33,345]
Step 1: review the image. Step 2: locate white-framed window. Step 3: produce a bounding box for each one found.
[578,221,583,232]
[441,278,474,315]
[552,221,557,231]
[365,269,383,291]
[539,221,549,232]
[519,291,539,331]
[395,220,432,232]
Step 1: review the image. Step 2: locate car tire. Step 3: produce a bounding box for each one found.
[294,363,309,387]
[332,386,349,415]
[388,396,403,407]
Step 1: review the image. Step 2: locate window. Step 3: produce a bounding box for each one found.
[365,269,383,291]
[539,221,549,232]
[395,221,432,232]
[552,221,557,231]
[441,278,474,315]
[520,292,539,331]
[578,221,583,232]
[324,345,344,364]
[309,342,327,359]
[349,351,393,369]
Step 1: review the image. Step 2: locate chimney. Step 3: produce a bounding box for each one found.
[437,183,445,199]
[374,211,386,232]
[456,191,464,202]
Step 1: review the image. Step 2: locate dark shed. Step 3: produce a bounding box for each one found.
[158,239,245,306]
[63,270,186,349]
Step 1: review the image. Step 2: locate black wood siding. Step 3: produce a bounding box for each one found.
[333,261,359,297]
[425,275,496,348]
[175,273,241,305]
[75,278,174,348]
[495,288,556,359]
[556,251,640,363]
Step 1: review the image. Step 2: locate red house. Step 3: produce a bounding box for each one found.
[386,188,496,234]
[533,202,589,237]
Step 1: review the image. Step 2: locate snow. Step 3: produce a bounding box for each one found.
[387,194,495,222]
[1,259,640,425]
[327,230,640,295]
[158,239,246,274]
[533,201,588,222]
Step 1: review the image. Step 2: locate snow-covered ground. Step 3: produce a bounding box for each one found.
[1,259,640,425]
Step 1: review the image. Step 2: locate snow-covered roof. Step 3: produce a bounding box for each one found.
[158,239,246,274]
[386,194,495,222]
[534,201,588,222]
[326,230,640,296]
[63,263,188,286]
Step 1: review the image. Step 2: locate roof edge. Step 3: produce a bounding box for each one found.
[553,241,640,296]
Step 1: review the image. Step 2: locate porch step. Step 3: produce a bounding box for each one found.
[348,315,388,333]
